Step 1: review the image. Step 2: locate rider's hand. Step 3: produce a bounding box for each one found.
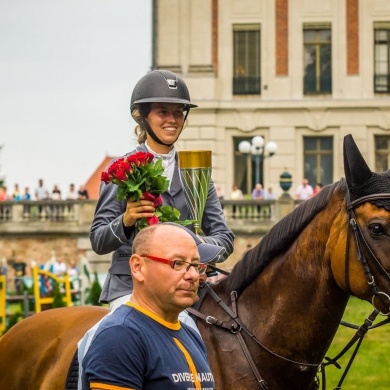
[122,197,155,228]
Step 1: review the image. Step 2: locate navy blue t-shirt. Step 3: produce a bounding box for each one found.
[81,302,215,390]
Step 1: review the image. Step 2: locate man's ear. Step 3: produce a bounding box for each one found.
[130,254,145,282]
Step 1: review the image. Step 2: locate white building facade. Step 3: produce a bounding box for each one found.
[152,0,390,197]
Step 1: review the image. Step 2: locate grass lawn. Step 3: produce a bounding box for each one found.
[324,297,390,389]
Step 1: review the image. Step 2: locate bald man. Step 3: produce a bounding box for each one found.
[81,223,222,390]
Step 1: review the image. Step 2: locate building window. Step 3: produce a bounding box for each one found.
[303,137,333,186]
[375,135,390,171]
[233,24,261,95]
[374,25,390,93]
[303,25,332,94]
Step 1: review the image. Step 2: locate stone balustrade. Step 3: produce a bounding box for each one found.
[0,197,297,230]
[0,200,97,234]
[0,197,299,269]
[0,197,299,233]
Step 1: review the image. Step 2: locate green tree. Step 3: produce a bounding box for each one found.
[52,281,66,308]
[2,312,24,336]
[85,272,102,306]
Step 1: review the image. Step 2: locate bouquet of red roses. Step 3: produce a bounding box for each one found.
[101,151,191,230]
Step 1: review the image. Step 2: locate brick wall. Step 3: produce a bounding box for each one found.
[346,0,359,75]
[275,0,288,76]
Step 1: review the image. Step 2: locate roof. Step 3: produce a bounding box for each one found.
[84,156,116,200]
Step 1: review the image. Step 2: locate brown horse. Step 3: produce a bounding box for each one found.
[0,306,109,389]
[1,134,390,390]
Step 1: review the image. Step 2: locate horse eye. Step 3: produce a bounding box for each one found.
[368,223,385,236]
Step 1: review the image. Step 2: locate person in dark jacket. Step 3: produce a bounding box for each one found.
[90,70,234,320]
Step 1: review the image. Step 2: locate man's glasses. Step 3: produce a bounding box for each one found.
[140,254,207,275]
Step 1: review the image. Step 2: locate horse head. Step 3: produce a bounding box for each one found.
[331,134,390,315]
[198,134,390,389]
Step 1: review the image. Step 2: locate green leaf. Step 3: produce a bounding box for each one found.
[157,205,192,226]
[136,218,149,230]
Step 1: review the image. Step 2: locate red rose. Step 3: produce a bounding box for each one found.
[153,195,163,207]
[120,160,131,172]
[128,152,154,166]
[147,215,160,225]
[143,192,163,208]
[142,192,155,202]
[114,169,127,182]
[107,160,120,175]
[101,171,111,184]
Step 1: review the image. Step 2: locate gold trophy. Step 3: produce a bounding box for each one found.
[178,150,212,235]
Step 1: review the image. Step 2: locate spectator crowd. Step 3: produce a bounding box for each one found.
[0,179,89,202]
[0,249,83,297]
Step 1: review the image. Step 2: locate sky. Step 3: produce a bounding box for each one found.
[0,0,152,198]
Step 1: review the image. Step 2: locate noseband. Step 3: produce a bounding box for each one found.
[345,192,390,315]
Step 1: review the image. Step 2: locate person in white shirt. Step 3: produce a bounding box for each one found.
[66,183,78,200]
[295,178,314,200]
[35,179,49,200]
[230,183,243,218]
[264,187,276,218]
[51,184,62,200]
[52,256,67,276]
[264,187,276,200]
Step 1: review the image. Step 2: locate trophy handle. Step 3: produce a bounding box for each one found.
[178,151,212,235]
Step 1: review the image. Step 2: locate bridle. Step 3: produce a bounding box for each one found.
[189,190,390,389]
[345,192,390,315]
[320,191,390,389]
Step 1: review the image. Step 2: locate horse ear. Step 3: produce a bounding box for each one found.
[344,134,390,209]
[343,134,372,187]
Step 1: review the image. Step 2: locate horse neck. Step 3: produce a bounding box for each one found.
[199,268,349,389]
[241,205,350,365]
[198,191,352,388]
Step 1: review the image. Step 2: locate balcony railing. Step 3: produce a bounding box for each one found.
[0,200,99,235]
[0,200,82,222]
[0,198,301,228]
[220,199,276,220]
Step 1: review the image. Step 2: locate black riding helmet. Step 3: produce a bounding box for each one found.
[130,70,198,147]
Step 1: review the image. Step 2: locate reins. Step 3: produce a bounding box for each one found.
[321,308,382,390]
[206,264,230,276]
[189,282,321,390]
[190,285,270,390]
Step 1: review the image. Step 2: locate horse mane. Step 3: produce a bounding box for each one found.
[225,179,347,295]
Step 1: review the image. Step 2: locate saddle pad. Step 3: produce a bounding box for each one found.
[65,349,79,390]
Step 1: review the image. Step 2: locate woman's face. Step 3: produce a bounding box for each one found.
[145,103,185,152]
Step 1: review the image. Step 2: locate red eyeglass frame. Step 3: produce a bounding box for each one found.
[140,254,207,274]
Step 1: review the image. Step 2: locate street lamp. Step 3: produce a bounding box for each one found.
[238,136,277,191]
